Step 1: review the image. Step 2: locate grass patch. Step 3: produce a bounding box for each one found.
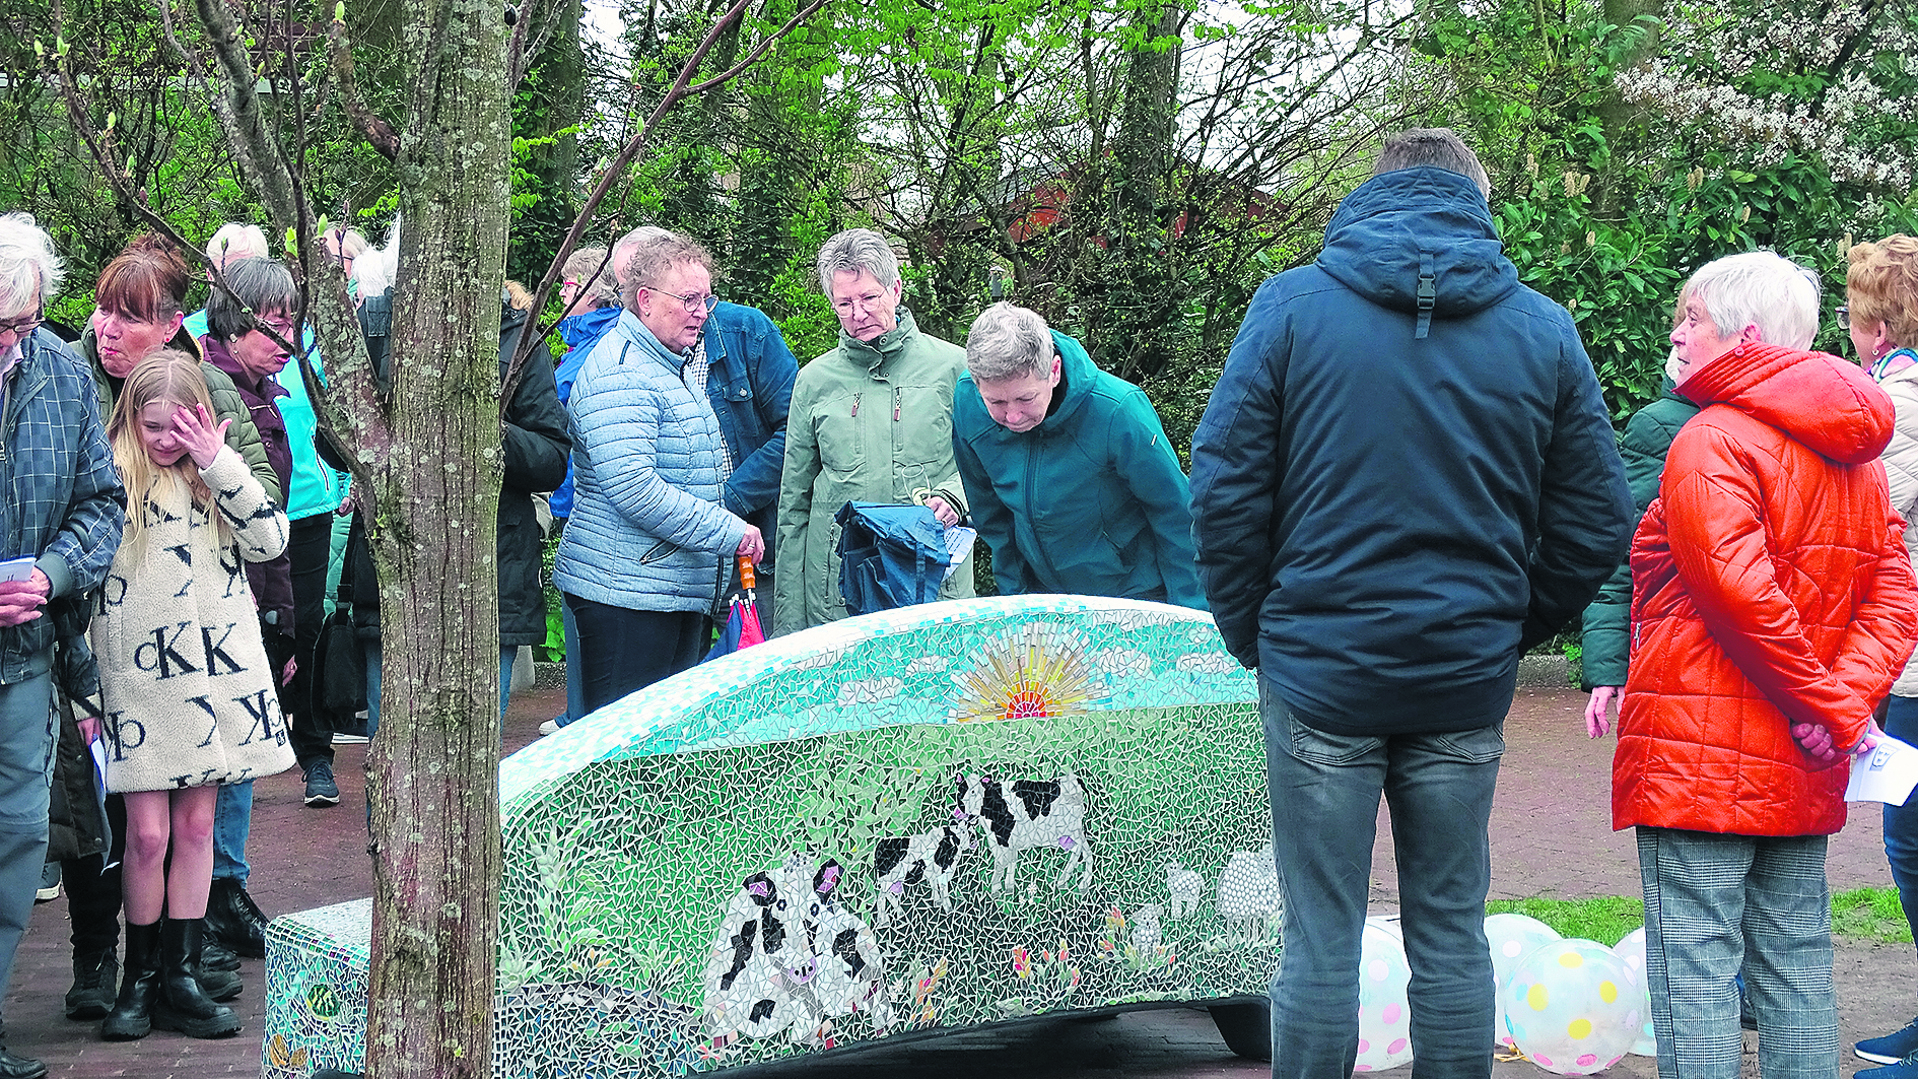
[1485,896,1645,945]
[1482,889,1912,946]
[1832,887,1912,943]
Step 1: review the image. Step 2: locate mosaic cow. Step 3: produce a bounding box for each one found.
[873,823,973,926]
[702,855,890,1048]
[954,771,1092,891]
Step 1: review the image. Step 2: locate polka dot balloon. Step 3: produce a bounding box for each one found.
[1502,937,1639,1076]
[1611,926,1656,1056]
[1484,912,1561,1049]
[1355,915,1414,1072]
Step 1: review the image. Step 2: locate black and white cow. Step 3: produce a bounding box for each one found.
[953,771,1092,891]
[702,855,890,1048]
[872,823,972,926]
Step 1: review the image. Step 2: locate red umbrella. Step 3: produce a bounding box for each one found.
[706,555,765,660]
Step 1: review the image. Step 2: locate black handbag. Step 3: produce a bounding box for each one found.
[310,561,367,723]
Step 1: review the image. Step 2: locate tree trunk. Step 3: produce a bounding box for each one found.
[362,0,512,1075]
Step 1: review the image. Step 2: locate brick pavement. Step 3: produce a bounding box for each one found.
[0,681,1907,1077]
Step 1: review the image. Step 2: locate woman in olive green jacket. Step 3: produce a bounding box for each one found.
[776,229,973,635]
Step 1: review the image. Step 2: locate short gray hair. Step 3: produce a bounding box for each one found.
[207,257,300,341]
[816,228,899,294]
[205,222,269,271]
[1685,250,1821,351]
[612,226,675,290]
[562,247,621,309]
[1375,128,1491,201]
[0,212,63,316]
[965,302,1054,382]
[620,230,713,309]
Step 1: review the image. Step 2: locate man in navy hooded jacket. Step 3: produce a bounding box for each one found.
[1190,129,1632,1077]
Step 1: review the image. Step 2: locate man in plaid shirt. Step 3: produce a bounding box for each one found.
[0,213,125,1078]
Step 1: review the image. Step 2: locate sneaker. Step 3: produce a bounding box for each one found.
[1861,1020,1918,1065]
[539,718,561,736]
[1860,1049,1918,1078]
[33,863,59,903]
[303,761,340,807]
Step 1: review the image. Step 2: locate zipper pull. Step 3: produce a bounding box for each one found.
[894,387,901,422]
[852,393,860,418]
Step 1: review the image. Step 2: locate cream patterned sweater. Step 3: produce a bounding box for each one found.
[91,447,295,792]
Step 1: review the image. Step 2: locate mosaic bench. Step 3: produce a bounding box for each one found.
[259,595,1281,1078]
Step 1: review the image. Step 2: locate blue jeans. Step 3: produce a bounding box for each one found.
[1882,695,1918,966]
[211,780,252,884]
[1636,827,1836,1079]
[1261,680,1501,1079]
[0,669,55,998]
[556,597,583,727]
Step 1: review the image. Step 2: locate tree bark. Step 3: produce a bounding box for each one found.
[359,0,512,1076]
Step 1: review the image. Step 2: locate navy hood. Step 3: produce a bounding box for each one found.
[1316,167,1519,332]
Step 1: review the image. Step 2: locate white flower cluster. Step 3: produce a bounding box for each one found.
[1614,0,1916,193]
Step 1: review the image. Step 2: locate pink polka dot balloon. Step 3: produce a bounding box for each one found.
[1355,916,1414,1072]
[1501,938,1639,1076]
[1484,913,1562,1049]
[1611,927,1655,1056]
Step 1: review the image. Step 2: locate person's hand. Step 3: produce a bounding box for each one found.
[926,495,959,528]
[0,569,52,627]
[336,486,361,517]
[77,717,100,746]
[173,403,231,470]
[1855,717,1887,757]
[282,655,298,686]
[737,526,765,564]
[1585,686,1622,739]
[1791,721,1838,763]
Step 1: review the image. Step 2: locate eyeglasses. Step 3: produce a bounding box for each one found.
[641,285,717,315]
[0,306,43,340]
[252,315,296,339]
[1836,305,1852,332]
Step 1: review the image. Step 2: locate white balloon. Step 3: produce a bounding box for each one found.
[1355,916,1414,1072]
[1612,926,1656,1056]
[1484,913,1563,1048]
[1502,937,1641,1076]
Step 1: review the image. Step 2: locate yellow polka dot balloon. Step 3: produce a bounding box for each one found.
[1500,937,1639,1075]
[1484,912,1561,1049]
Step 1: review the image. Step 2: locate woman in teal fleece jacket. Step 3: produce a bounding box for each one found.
[951,302,1204,609]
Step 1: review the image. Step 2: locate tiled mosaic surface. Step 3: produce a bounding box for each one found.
[262,595,1277,1078]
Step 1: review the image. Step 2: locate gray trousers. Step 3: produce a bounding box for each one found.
[0,668,56,1005]
[1637,827,1838,1079]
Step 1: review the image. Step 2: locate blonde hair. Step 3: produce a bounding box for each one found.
[108,350,224,562]
[1848,235,1918,352]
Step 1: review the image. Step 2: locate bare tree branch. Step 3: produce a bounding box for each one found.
[329,16,401,161]
[500,0,834,406]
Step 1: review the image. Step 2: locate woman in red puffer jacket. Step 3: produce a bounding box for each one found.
[1613,251,1918,1079]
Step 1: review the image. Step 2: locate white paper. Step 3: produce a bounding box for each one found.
[0,556,34,582]
[1847,734,1918,806]
[941,526,977,582]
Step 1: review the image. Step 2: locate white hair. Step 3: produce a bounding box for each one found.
[965,302,1054,382]
[816,228,899,294]
[1686,250,1822,351]
[205,222,270,271]
[0,213,62,316]
[353,219,400,298]
[612,226,675,290]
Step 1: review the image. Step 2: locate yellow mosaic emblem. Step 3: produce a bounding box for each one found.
[948,623,1107,722]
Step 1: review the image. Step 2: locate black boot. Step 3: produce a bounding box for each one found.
[196,944,242,1004]
[64,948,118,1021]
[100,921,161,1040]
[151,919,239,1038]
[201,936,241,972]
[204,878,266,958]
[0,1044,45,1079]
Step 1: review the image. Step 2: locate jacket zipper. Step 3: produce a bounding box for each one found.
[851,392,860,418]
[893,388,901,422]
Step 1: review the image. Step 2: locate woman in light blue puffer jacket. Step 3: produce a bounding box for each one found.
[554,232,762,713]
